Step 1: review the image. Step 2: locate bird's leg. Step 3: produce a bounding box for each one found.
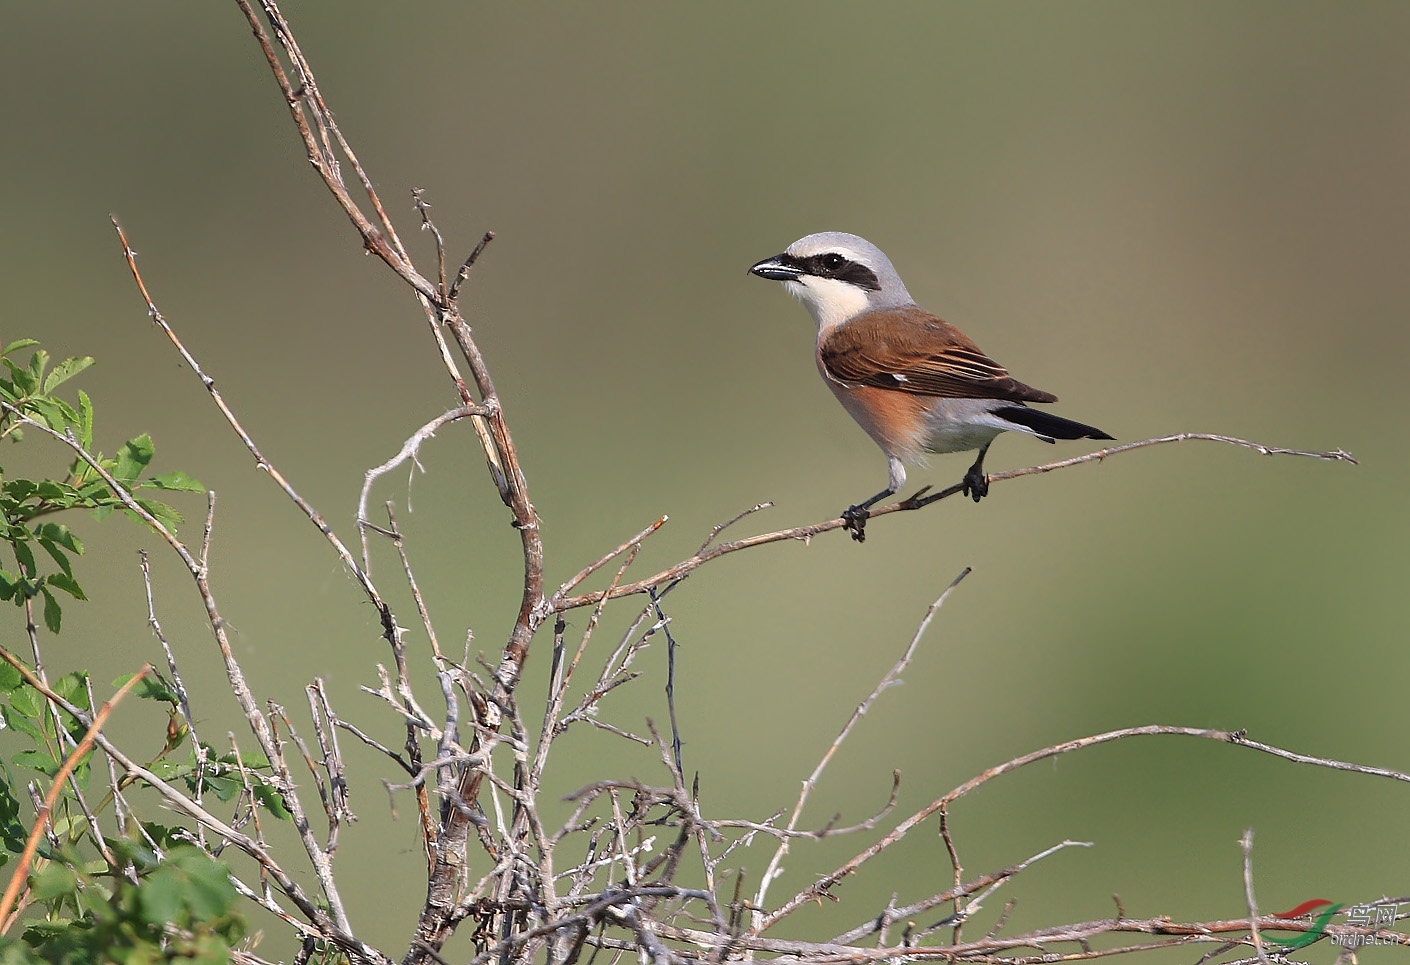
[841,457,907,543]
[961,442,993,503]
[841,487,894,543]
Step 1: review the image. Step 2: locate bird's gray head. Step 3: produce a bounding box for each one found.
[749,231,914,330]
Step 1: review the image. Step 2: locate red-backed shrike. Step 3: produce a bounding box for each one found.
[750,231,1112,541]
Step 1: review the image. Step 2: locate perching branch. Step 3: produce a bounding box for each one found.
[558,433,1357,613]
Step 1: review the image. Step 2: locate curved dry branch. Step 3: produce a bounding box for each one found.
[558,432,1356,613]
[757,723,1408,932]
[357,404,492,572]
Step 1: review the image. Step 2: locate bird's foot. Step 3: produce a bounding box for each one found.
[961,467,990,503]
[840,504,872,542]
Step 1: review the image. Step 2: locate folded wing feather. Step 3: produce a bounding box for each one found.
[819,306,1059,404]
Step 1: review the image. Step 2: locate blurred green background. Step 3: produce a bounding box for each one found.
[3,2,1408,960]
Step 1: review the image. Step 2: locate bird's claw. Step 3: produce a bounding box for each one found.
[961,468,989,502]
[840,505,871,542]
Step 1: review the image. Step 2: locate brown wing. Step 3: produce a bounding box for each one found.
[819,306,1058,403]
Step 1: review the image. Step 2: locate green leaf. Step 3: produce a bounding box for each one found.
[39,585,61,633]
[137,822,185,854]
[0,771,27,852]
[0,571,18,602]
[33,480,71,503]
[11,540,35,578]
[21,919,95,953]
[134,497,183,530]
[204,774,240,802]
[36,542,72,579]
[0,661,21,693]
[53,672,90,711]
[113,673,178,705]
[77,390,93,450]
[28,862,77,902]
[219,751,269,771]
[27,398,80,435]
[252,782,292,820]
[0,705,44,741]
[1,359,34,397]
[1,339,40,358]
[24,398,65,433]
[138,846,238,928]
[26,350,47,385]
[148,760,194,782]
[173,848,238,918]
[36,524,81,554]
[12,748,58,775]
[74,478,110,502]
[137,868,183,926]
[111,435,154,486]
[42,356,95,395]
[8,683,42,719]
[3,480,36,502]
[44,572,85,601]
[141,471,205,493]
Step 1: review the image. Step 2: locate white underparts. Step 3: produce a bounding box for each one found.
[919,399,1041,455]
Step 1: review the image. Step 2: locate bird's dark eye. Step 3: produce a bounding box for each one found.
[821,253,846,272]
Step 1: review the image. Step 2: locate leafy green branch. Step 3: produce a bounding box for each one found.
[0,340,202,633]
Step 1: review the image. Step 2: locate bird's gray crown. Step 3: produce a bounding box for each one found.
[782,232,915,309]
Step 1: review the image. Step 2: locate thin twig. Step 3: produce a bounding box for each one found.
[752,569,970,924]
[553,517,669,605]
[650,587,685,777]
[138,548,206,842]
[1240,830,1268,965]
[357,405,492,573]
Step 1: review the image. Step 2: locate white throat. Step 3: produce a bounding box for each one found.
[784,276,872,334]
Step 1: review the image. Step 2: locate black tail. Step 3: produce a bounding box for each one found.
[994,405,1114,442]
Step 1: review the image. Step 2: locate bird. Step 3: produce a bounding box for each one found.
[749,231,1113,541]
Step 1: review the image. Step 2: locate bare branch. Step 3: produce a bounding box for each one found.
[558,433,1356,612]
[357,405,492,573]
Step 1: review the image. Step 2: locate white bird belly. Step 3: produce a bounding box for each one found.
[918,398,1011,455]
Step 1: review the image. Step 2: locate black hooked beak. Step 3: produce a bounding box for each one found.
[749,253,804,281]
